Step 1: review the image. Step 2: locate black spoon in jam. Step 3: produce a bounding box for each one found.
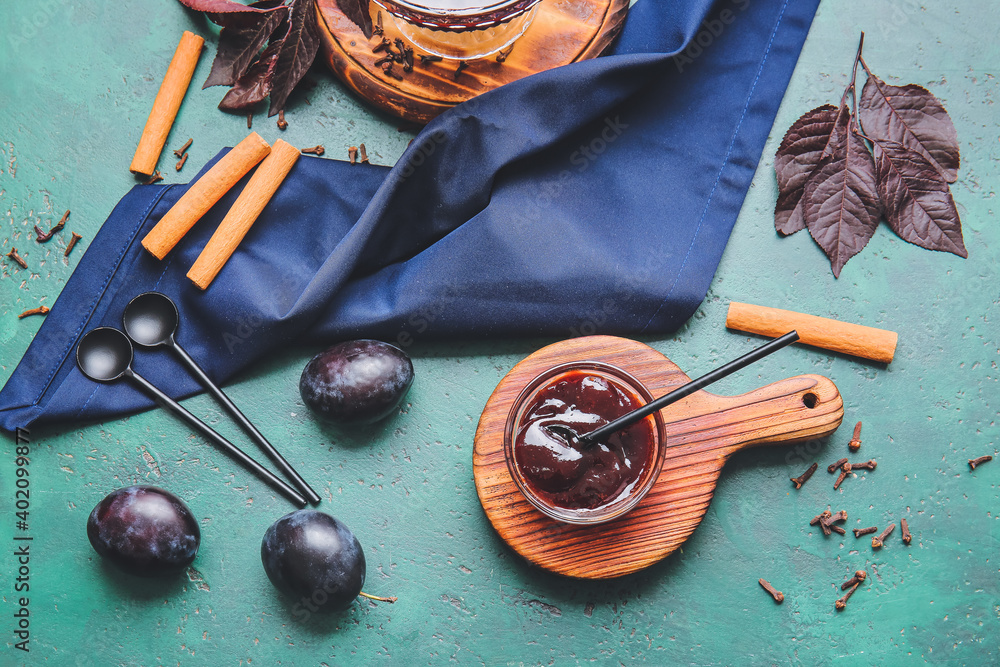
[545,331,800,448]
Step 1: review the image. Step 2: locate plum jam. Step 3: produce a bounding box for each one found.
[509,367,659,516]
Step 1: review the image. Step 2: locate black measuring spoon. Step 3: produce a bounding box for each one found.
[546,331,801,448]
[122,292,321,505]
[76,327,307,507]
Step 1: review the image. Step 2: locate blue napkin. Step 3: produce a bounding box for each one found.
[0,0,820,433]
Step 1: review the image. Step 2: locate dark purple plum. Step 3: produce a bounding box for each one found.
[300,340,414,425]
[87,486,200,577]
[261,510,365,612]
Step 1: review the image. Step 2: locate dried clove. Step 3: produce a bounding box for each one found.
[834,463,852,490]
[381,62,402,80]
[175,153,189,171]
[841,569,867,590]
[34,210,68,242]
[872,523,895,549]
[496,45,514,63]
[277,109,288,131]
[758,578,784,604]
[374,54,395,67]
[6,248,28,269]
[823,510,848,535]
[144,171,164,185]
[968,455,992,470]
[900,518,911,545]
[359,143,369,164]
[848,421,862,452]
[850,460,877,470]
[419,54,442,64]
[811,509,833,536]
[173,138,193,158]
[810,509,831,525]
[301,145,325,156]
[18,306,49,319]
[348,146,358,164]
[403,47,414,73]
[823,510,848,526]
[454,61,468,80]
[853,526,877,538]
[372,38,391,54]
[835,582,860,611]
[828,458,849,473]
[790,462,818,489]
[374,10,383,36]
[65,232,82,257]
[247,113,253,129]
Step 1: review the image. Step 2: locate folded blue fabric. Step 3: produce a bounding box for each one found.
[0,0,820,434]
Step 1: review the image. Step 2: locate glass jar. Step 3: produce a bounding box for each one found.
[503,361,667,525]
[372,0,542,60]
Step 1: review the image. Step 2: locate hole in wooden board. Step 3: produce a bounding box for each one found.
[802,393,818,409]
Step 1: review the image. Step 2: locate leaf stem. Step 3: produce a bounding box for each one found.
[851,32,866,87]
[839,32,866,111]
[849,32,867,139]
[359,591,398,603]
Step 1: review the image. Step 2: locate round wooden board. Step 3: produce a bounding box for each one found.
[316,0,630,124]
[473,336,845,579]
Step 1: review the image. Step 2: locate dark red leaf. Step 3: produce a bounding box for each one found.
[802,107,881,278]
[177,0,265,11]
[204,7,288,88]
[266,0,321,116]
[858,74,960,183]
[336,0,373,38]
[218,42,281,110]
[774,104,839,235]
[176,0,284,28]
[873,140,967,258]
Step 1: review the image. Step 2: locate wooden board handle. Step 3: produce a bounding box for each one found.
[710,374,843,452]
[726,302,897,364]
[660,374,843,461]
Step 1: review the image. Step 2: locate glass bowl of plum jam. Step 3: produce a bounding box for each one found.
[503,362,666,525]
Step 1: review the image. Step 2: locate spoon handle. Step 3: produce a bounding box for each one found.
[125,369,307,507]
[171,342,322,505]
[578,331,800,446]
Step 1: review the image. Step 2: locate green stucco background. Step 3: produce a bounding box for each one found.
[1,1,997,664]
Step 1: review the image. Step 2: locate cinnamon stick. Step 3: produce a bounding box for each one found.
[141,132,271,259]
[129,31,205,176]
[187,139,300,290]
[726,302,898,364]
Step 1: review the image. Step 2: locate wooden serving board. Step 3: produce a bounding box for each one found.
[316,0,630,124]
[473,336,844,579]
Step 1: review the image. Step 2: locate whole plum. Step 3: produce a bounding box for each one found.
[300,340,413,425]
[261,510,365,613]
[87,486,200,577]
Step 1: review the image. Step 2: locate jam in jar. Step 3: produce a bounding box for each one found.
[505,363,664,524]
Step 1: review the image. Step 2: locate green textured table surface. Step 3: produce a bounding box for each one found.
[1,1,997,665]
